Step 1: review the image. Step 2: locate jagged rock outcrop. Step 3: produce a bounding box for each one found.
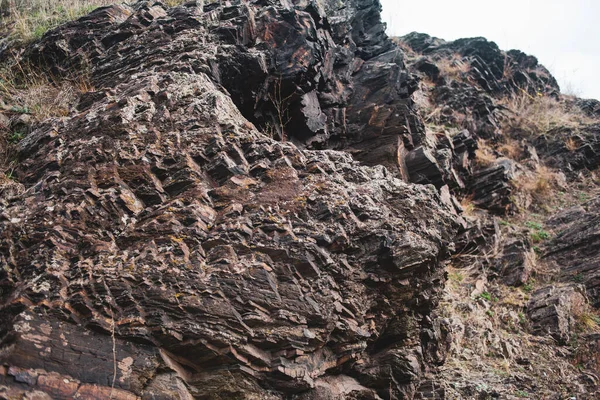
[25,0,423,174]
[534,123,600,172]
[0,1,463,399]
[527,285,588,344]
[397,33,567,213]
[394,32,600,398]
[493,234,535,287]
[400,33,560,97]
[545,198,600,308]
[2,1,600,399]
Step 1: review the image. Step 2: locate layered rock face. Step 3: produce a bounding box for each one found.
[1,1,600,399]
[0,1,460,399]
[396,33,600,398]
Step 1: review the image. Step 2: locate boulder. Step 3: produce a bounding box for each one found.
[0,1,460,399]
[527,285,588,344]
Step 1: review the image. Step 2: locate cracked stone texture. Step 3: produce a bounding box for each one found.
[0,1,461,398]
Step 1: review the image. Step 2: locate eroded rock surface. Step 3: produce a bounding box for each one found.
[2,1,600,399]
[0,1,460,399]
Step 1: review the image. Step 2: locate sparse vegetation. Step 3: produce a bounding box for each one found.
[448,271,464,283]
[497,138,522,160]
[474,139,497,167]
[514,390,530,398]
[1,0,116,43]
[577,191,590,203]
[460,195,476,216]
[530,230,550,243]
[522,280,535,293]
[525,221,543,230]
[0,0,189,44]
[267,76,294,142]
[435,53,471,80]
[501,89,593,137]
[0,57,93,189]
[565,136,578,151]
[512,165,563,210]
[479,291,492,301]
[526,220,551,243]
[0,1,104,188]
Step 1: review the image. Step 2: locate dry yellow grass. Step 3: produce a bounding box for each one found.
[460,195,476,216]
[0,55,90,119]
[1,0,188,43]
[576,312,600,333]
[497,139,522,160]
[512,165,563,210]
[565,137,578,151]
[501,90,593,137]
[436,54,471,80]
[1,0,118,43]
[0,50,96,185]
[474,139,497,167]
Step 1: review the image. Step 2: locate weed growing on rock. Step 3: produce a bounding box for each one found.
[474,139,497,167]
[1,0,115,43]
[436,53,471,80]
[0,56,87,120]
[522,280,535,293]
[530,230,551,243]
[501,89,593,137]
[514,390,530,398]
[479,291,492,301]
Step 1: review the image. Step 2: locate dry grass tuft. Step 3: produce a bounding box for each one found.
[565,137,578,152]
[513,165,564,210]
[576,312,600,333]
[474,139,497,167]
[0,52,94,188]
[497,139,522,160]
[164,0,189,6]
[501,90,594,137]
[0,55,91,119]
[1,0,118,43]
[460,195,476,216]
[1,0,189,44]
[436,54,471,80]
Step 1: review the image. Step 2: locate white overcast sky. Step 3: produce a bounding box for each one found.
[380,0,600,100]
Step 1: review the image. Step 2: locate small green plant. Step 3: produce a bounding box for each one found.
[530,230,551,243]
[572,273,584,283]
[578,192,590,203]
[522,280,535,293]
[8,130,25,144]
[499,219,511,227]
[518,312,527,325]
[10,105,30,114]
[525,221,543,230]
[479,292,492,301]
[486,310,495,317]
[515,390,529,398]
[525,221,551,243]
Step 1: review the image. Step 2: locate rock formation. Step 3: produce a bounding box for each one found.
[0,1,599,399]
